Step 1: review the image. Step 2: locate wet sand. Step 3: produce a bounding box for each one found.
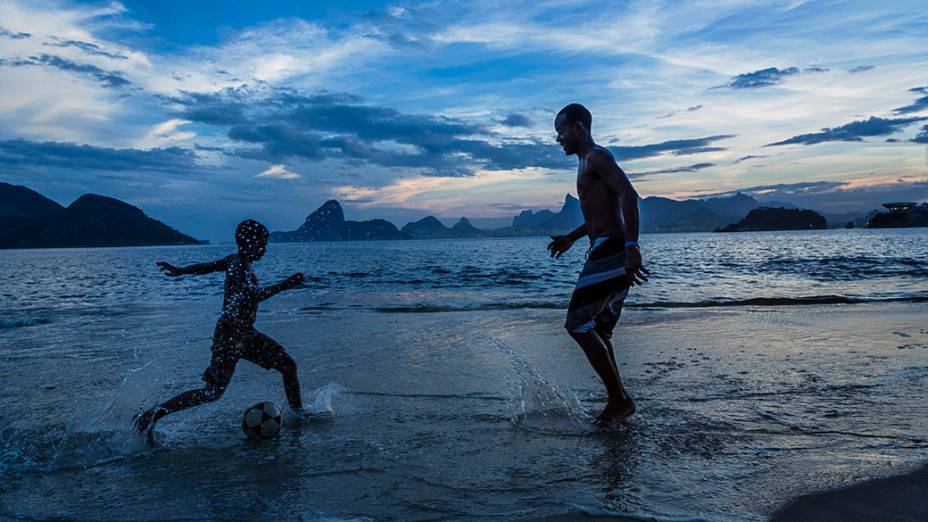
[771,463,928,521]
[3,299,927,520]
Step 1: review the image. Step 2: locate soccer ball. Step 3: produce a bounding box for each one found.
[242,402,283,440]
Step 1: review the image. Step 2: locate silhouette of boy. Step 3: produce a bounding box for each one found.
[134,219,305,440]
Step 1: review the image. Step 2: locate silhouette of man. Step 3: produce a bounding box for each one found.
[548,103,649,426]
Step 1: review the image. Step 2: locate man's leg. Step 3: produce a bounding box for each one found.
[569,330,635,423]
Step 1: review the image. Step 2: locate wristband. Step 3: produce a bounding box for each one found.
[624,241,640,248]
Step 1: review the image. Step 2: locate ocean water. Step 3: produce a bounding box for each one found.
[1,229,927,520]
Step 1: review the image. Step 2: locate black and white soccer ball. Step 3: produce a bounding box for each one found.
[242,401,283,440]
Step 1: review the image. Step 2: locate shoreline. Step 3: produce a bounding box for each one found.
[771,463,928,521]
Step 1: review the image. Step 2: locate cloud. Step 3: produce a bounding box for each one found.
[0,139,200,172]
[257,164,301,179]
[627,162,715,180]
[498,113,533,127]
[0,54,130,87]
[913,126,928,144]
[767,116,927,146]
[612,135,734,160]
[45,38,128,60]
[672,146,725,156]
[717,67,799,89]
[803,66,829,73]
[170,87,735,176]
[696,178,928,213]
[734,154,768,163]
[0,26,30,39]
[657,104,703,119]
[893,88,928,114]
[848,65,875,73]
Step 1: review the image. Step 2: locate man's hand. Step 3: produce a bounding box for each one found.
[547,235,574,259]
[156,261,182,277]
[625,247,650,286]
[284,272,305,289]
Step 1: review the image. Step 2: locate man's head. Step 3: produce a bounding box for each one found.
[235,219,269,261]
[554,103,592,156]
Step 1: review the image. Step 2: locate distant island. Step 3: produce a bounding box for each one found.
[715,207,827,232]
[401,216,488,239]
[0,182,203,249]
[867,203,928,228]
[270,200,412,242]
[7,180,909,247]
[270,191,805,243]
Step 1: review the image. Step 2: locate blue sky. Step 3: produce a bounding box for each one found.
[1,0,926,240]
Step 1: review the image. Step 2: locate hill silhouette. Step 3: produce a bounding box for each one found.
[271,200,411,242]
[716,207,827,232]
[1,182,201,248]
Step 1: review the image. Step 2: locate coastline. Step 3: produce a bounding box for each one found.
[772,463,928,521]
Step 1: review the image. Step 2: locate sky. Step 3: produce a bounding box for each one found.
[1,0,927,241]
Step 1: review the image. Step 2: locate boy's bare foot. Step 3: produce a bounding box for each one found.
[133,411,154,433]
[133,409,162,447]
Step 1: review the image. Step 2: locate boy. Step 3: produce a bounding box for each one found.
[134,219,305,439]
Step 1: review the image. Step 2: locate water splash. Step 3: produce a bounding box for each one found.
[489,337,590,431]
[306,383,343,416]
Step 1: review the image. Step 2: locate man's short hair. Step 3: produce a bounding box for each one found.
[557,103,592,132]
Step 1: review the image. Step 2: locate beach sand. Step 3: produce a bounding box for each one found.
[772,464,928,521]
[2,299,927,520]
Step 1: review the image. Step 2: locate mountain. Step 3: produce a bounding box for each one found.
[271,200,411,242]
[449,217,487,238]
[0,182,65,248]
[402,216,451,239]
[500,192,764,235]
[536,194,584,231]
[638,192,765,233]
[700,193,760,222]
[270,200,348,242]
[346,219,411,240]
[402,216,489,239]
[500,194,584,236]
[512,209,557,229]
[27,194,200,248]
[716,207,827,232]
[867,204,928,228]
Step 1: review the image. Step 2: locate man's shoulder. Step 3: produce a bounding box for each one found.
[583,147,619,177]
[588,146,616,163]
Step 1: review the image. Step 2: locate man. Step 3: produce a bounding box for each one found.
[547,103,649,427]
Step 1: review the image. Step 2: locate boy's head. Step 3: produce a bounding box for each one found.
[235,219,269,261]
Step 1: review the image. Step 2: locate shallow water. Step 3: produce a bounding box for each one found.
[1,231,927,520]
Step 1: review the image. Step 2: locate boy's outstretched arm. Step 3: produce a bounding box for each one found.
[157,257,230,277]
[258,273,305,301]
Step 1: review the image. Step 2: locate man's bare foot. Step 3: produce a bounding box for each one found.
[593,398,636,428]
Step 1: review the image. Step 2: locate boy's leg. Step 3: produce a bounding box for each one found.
[134,328,238,434]
[242,332,303,411]
[135,383,227,432]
